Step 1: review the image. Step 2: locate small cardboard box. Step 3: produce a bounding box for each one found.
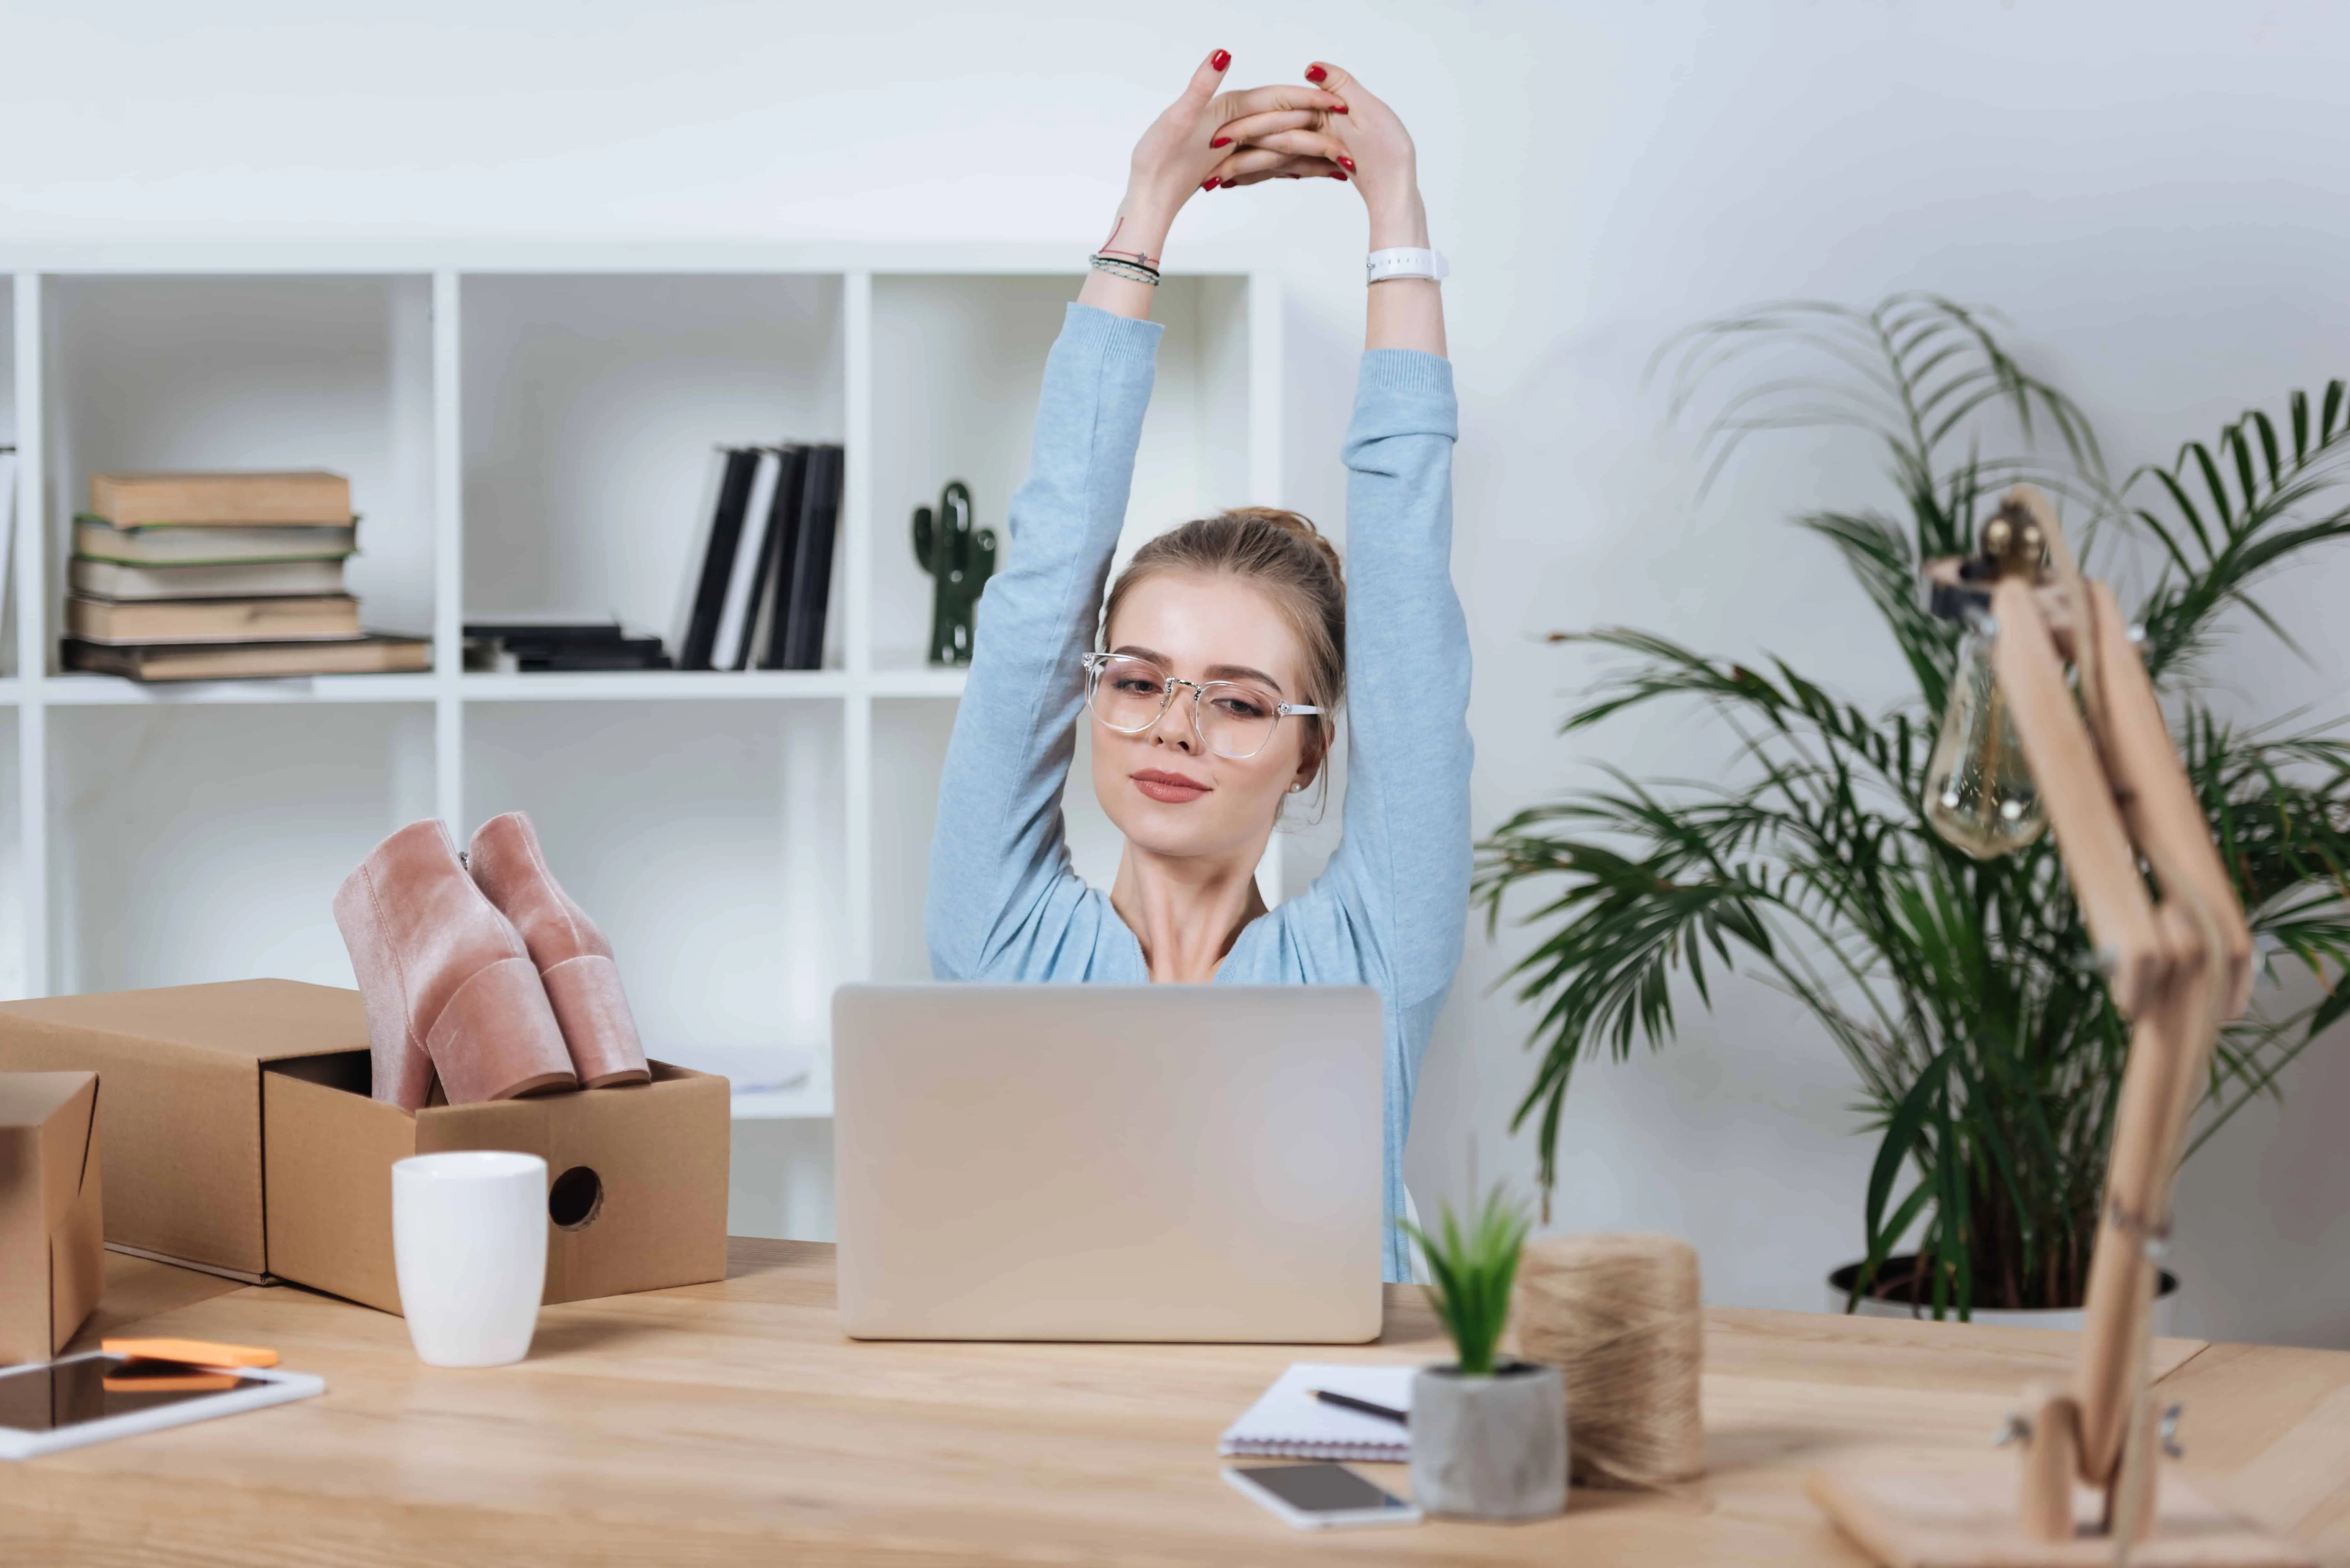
[264,1046,729,1314]
[0,980,729,1314]
[0,1072,104,1364]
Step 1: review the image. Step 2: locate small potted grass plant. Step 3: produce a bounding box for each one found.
[1400,1188,1565,1520]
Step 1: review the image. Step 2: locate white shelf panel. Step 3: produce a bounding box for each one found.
[0,240,1262,280]
[866,667,967,699]
[15,668,941,703]
[460,670,848,702]
[38,672,441,705]
[730,1081,834,1122]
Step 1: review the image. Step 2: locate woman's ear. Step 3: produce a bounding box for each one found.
[1291,738,1323,795]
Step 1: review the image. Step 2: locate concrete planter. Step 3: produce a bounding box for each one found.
[1408,1361,1568,1521]
[1827,1257,2180,1335]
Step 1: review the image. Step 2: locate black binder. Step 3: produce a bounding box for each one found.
[778,444,844,671]
[678,446,759,671]
[751,445,810,670]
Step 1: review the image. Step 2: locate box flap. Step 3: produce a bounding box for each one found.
[0,1072,96,1234]
[42,1077,96,1236]
[0,1069,97,1131]
[0,981,370,1064]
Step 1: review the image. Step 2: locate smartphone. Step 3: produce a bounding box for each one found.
[1222,1463,1422,1530]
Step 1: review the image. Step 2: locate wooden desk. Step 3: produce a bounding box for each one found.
[4,1240,2346,1565]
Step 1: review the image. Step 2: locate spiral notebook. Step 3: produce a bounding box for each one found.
[1217,1362,1416,1461]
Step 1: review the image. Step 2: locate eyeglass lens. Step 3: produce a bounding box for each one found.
[1089,655,1284,760]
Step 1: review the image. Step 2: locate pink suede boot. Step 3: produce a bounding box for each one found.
[466,812,650,1090]
[334,819,580,1109]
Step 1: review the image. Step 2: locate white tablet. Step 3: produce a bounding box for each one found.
[0,1351,325,1460]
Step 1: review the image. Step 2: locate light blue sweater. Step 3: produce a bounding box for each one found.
[926,302,1471,1282]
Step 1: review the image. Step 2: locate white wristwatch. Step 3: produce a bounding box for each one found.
[1366,246,1450,284]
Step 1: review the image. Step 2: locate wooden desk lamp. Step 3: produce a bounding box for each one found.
[1806,486,2311,1568]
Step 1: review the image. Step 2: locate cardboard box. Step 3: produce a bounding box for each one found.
[0,1072,104,1364]
[0,982,358,1278]
[264,1047,729,1313]
[0,981,729,1314]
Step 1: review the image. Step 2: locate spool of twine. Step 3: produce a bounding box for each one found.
[1513,1233,1706,1488]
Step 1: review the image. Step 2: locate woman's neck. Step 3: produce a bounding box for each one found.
[1109,841,1271,983]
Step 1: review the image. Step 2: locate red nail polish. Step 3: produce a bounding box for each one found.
[1331,104,1349,114]
[1338,156,1356,171]
[1201,177,1219,190]
[1210,49,1231,71]
[1330,172,1347,181]
[1211,137,1231,148]
[1306,64,1328,83]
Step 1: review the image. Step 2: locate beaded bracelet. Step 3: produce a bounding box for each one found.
[1089,253,1162,287]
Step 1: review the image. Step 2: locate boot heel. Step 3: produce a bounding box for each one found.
[541,956,653,1088]
[426,957,579,1104]
[467,812,649,1090]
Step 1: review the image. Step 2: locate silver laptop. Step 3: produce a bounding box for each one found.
[833,984,1384,1342]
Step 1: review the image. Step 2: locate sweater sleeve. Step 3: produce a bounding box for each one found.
[926,303,1165,978]
[1314,350,1471,1009]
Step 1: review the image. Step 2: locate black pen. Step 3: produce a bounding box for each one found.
[1306,1388,1410,1428]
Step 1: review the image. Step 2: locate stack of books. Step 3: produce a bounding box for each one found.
[62,472,428,682]
[464,618,672,672]
[673,443,845,671]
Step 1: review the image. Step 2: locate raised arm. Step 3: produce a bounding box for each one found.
[924,303,1161,979]
[1298,64,1471,1009]
[1326,62,1446,359]
[927,51,1347,978]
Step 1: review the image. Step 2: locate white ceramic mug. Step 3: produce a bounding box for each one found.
[391,1150,548,1367]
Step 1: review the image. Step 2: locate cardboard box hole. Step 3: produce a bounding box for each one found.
[549,1165,603,1231]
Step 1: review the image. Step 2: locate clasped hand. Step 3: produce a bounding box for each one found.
[1105,50,1424,257]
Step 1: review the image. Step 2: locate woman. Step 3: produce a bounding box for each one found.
[928,51,1467,1284]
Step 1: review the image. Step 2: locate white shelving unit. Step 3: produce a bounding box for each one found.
[1,244,1282,1143]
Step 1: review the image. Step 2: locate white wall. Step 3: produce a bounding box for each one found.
[9,0,2347,1346]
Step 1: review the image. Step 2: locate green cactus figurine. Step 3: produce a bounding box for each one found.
[912,479,997,666]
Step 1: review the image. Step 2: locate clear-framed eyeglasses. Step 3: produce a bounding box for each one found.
[1080,651,1323,761]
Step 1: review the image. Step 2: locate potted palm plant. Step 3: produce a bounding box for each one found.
[1399,1188,1565,1519]
[1477,295,2350,1321]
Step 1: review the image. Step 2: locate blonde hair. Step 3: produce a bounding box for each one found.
[1099,507,1346,771]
